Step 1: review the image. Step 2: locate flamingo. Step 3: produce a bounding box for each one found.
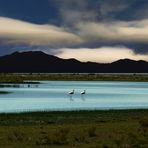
[68,90,75,101]
[69,90,75,95]
[81,90,86,101]
[81,90,86,95]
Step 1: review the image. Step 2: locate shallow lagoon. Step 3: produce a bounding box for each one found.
[0,81,148,112]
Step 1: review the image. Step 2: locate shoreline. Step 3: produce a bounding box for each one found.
[0,102,147,147]
[0,108,148,115]
[1,73,148,82]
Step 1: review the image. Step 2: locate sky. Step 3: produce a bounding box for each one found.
[1,0,148,63]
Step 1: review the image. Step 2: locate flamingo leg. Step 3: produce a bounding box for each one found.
[81,94,85,101]
[69,94,74,101]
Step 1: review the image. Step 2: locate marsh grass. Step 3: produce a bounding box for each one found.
[1,73,148,82]
[74,131,89,143]
[0,110,147,147]
[36,128,70,146]
[87,126,97,137]
[139,117,148,128]
[8,130,25,142]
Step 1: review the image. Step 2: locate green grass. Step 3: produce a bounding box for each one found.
[1,73,148,82]
[0,110,147,147]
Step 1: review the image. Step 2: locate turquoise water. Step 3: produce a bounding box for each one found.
[0,81,148,112]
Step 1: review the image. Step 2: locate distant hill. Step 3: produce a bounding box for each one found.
[0,51,148,73]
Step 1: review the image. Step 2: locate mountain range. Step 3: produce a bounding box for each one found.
[0,51,148,73]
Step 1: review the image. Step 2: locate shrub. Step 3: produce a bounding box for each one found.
[87,126,97,137]
[53,128,69,145]
[8,130,25,142]
[74,134,88,143]
[139,117,148,128]
[36,128,69,146]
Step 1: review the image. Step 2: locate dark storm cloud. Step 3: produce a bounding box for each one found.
[0,0,59,24]
[54,0,143,23]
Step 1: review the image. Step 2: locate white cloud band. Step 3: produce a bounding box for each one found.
[1,17,148,46]
[76,20,148,43]
[0,17,82,46]
[56,47,148,63]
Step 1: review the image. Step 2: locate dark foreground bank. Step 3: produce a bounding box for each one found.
[0,109,147,147]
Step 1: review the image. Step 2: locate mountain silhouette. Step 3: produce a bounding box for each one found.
[0,51,148,73]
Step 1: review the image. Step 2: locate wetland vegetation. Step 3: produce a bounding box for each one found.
[1,73,148,83]
[0,110,147,147]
